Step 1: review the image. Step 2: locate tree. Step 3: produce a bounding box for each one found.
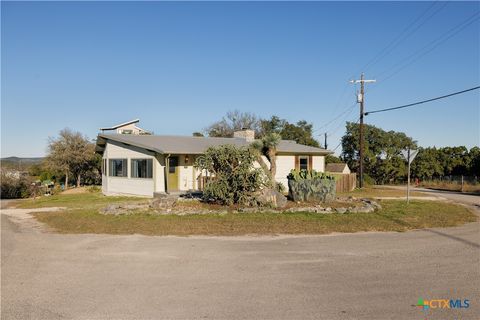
[195,145,264,205]
[260,116,320,147]
[205,110,261,137]
[467,147,480,176]
[250,133,282,189]
[341,122,416,184]
[325,154,343,164]
[45,128,99,188]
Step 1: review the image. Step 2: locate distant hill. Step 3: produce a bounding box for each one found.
[1,157,44,170]
[1,157,44,164]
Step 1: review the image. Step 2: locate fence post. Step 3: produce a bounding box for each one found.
[461,175,464,193]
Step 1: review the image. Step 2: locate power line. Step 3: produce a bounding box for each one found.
[331,118,360,152]
[313,102,357,133]
[374,11,480,82]
[361,1,447,74]
[365,86,480,116]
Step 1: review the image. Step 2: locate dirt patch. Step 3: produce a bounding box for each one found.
[61,187,90,195]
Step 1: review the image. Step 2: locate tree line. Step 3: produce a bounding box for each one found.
[340,122,479,184]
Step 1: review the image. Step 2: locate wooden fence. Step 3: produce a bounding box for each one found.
[334,173,357,193]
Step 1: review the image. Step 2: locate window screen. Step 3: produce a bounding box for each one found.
[131,159,153,178]
[109,159,127,177]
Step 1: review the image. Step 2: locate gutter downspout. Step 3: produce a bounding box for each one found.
[165,154,171,194]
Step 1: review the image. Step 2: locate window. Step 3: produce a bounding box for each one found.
[168,157,178,174]
[131,159,153,178]
[299,156,309,171]
[109,159,127,177]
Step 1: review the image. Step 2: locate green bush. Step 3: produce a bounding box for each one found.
[195,145,265,206]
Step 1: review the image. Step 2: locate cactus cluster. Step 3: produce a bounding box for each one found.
[287,169,336,203]
[287,169,336,181]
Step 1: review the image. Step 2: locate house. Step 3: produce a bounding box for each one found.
[326,163,351,174]
[95,123,333,197]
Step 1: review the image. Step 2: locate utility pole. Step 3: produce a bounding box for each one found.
[350,73,376,188]
[324,133,328,150]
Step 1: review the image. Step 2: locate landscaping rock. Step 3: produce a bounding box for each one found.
[335,207,347,214]
[150,195,178,210]
[256,188,288,208]
[101,203,149,215]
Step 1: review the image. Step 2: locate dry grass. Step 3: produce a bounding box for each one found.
[420,182,480,194]
[338,186,426,198]
[15,192,145,210]
[33,200,476,236]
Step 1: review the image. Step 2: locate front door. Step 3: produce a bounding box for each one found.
[167,156,179,191]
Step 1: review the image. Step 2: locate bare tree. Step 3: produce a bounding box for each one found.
[205,110,261,137]
[45,128,98,188]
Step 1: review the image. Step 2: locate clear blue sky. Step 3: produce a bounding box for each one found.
[2,1,479,157]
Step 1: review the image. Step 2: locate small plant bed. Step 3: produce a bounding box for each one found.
[32,200,477,236]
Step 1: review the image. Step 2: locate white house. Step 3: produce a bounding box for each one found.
[95,121,333,197]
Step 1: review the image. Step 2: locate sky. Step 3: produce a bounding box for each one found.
[1,1,479,157]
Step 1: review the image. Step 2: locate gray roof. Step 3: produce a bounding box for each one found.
[96,134,332,155]
[325,163,349,172]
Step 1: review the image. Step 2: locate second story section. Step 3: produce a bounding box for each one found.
[99,119,152,135]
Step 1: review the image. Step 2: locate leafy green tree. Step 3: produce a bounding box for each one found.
[411,147,444,180]
[467,147,480,176]
[341,122,416,184]
[195,145,264,205]
[325,154,343,164]
[260,116,320,147]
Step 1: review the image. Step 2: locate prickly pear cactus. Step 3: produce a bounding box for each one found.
[287,169,336,202]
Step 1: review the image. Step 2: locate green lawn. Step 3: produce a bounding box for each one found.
[32,198,477,236]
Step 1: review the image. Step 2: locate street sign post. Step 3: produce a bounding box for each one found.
[401,148,418,203]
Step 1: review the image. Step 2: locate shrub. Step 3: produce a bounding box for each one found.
[195,145,265,206]
[87,185,101,193]
[0,173,32,199]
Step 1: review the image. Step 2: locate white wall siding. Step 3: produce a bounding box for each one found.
[312,156,325,172]
[275,155,295,190]
[102,141,157,197]
[154,154,166,193]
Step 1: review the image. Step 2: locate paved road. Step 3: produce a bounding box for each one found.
[1,198,479,320]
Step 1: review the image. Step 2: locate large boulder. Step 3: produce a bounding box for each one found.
[256,188,288,208]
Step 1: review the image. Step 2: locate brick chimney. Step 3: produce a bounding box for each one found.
[233,129,255,142]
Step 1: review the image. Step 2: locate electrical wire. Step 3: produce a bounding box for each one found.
[365,86,480,115]
[360,1,447,74]
[331,118,361,152]
[374,11,480,82]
